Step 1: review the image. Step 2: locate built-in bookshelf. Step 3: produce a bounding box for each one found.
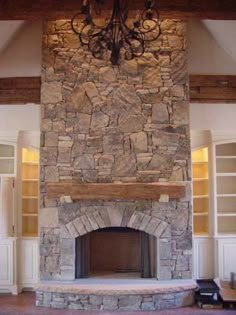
[192,147,209,235]
[216,143,236,234]
[21,148,39,237]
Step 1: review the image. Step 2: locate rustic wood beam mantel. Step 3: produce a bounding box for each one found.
[0,0,236,20]
[47,182,186,200]
[190,75,236,103]
[0,77,41,105]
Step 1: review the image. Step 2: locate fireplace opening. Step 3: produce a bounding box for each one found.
[75,227,157,279]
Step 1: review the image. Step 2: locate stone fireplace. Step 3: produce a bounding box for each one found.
[37,18,194,310]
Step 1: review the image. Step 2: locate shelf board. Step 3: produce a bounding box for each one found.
[22,161,38,165]
[22,233,38,237]
[216,156,236,159]
[22,213,38,217]
[22,196,38,199]
[194,212,208,216]
[218,213,236,217]
[22,179,38,182]
[192,161,208,165]
[217,173,236,176]
[193,178,208,181]
[193,195,209,199]
[0,157,14,160]
[217,194,236,197]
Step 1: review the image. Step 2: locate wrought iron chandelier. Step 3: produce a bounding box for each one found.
[71,0,161,65]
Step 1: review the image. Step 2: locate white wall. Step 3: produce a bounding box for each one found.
[190,103,236,132]
[0,105,40,132]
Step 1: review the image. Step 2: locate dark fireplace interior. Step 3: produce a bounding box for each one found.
[75,227,156,279]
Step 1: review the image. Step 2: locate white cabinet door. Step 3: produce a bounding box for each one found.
[20,239,38,286]
[193,238,214,279]
[218,238,236,280]
[0,240,13,285]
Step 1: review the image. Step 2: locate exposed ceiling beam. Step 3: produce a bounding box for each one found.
[1,75,236,105]
[0,0,236,20]
[0,77,40,104]
[190,75,236,103]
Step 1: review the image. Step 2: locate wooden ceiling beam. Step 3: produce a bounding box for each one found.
[190,75,236,103]
[1,75,236,105]
[0,77,41,104]
[0,0,236,20]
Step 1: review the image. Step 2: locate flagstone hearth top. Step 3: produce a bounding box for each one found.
[36,279,197,295]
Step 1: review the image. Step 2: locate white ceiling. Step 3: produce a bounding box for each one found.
[203,20,236,64]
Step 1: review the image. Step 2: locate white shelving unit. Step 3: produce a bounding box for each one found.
[215,143,236,235]
[0,144,15,176]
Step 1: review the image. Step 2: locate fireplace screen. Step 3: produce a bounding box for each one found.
[75,227,156,278]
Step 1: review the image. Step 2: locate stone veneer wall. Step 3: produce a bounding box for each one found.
[40,19,192,281]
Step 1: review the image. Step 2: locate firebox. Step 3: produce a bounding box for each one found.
[75,227,157,279]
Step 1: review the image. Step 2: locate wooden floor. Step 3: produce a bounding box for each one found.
[0,292,236,315]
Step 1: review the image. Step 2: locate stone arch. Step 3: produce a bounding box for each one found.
[65,208,169,239]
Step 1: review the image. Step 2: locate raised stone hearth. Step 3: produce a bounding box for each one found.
[36,279,196,310]
[39,17,192,310]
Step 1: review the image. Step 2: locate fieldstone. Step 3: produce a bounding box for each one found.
[141,302,155,311]
[107,208,124,226]
[176,255,189,271]
[130,132,147,153]
[113,154,136,176]
[173,101,189,124]
[152,130,180,147]
[89,295,103,305]
[119,296,141,311]
[74,154,95,170]
[158,266,172,280]
[82,82,99,98]
[90,111,109,130]
[171,85,185,98]
[103,134,124,154]
[120,59,138,75]
[58,148,71,164]
[159,242,172,260]
[68,86,92,114]
[143,68,162,89]
[152,103,169,123]
[72,141,86,157]
[41,82,62,103]
[40,208,59,228]
[175,291,194,307]
[98,155,114,168]
[41,148,57,166]
[45,256,59,273]
[41,118,52,131]
[99,66,117,83]
[45,132,58,147]
[53,120,65,132]
[112,84,141,114]
[45,166,59,182]
[118,114,144,133]
[168,35,183,49]
[75,113,91,133]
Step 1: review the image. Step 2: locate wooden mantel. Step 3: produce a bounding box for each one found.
[47,182,186,200]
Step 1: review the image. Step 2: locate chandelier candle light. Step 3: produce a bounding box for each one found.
[71,0,161,65]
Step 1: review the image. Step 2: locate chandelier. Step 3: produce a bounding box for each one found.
[71,0,161,65]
